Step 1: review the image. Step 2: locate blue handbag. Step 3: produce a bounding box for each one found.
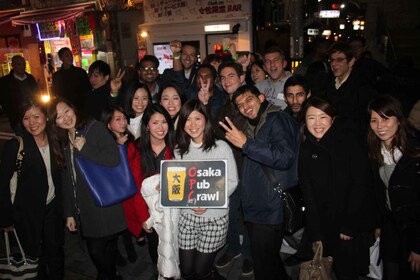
[76,144,137,207]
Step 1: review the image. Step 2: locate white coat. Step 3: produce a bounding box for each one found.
[141,174,180,279]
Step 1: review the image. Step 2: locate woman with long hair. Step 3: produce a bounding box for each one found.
[101,105,135,145]
[101,105,137,264]
[298,97,372,279]
[159,84,184,129]
[0,100,64,279]
[249,59,267,84]
[175,100,238,280]
[124,104,175,266]
[48,98,127,280]
[367,95,420,279]
[123,81,152,139]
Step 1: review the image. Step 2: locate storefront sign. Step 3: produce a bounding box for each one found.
[76,17,91,36]
[36,21,65,41]
[160,160,227,208]
[144,0,250,24]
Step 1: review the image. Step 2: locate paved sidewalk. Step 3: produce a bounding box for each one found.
[63,231,302,280]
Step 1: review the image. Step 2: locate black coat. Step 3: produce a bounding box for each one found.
[325,71,377,143]
[298,120,373,262]
[371,142,420,261]
[0,71,38,130]
[52,65,91,110]
[0,130,62,257]
[84,84,119,121]
[62,121,127,238]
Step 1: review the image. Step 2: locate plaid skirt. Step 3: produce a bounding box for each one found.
[178,212,228,253]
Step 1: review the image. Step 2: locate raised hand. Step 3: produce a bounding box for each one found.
[218,117,247,148]
[198,77,211,105]
[237,53,252,70]
[169,40,182,55]
[110,69,125,93]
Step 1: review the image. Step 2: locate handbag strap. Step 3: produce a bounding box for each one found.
[14,136,24,175]
[77,120,96,138]
[4,229,28,265]
[260,164,286,197]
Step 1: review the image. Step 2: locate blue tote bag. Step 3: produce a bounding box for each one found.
[76,144,137,207]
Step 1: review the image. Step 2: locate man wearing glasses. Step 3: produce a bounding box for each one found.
[256,46,292,110]
[137,55,161,102]
[326,42,376,142]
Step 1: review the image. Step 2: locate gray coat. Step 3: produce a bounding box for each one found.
[62,121,127,238]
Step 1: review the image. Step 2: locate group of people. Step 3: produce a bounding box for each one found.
[0,37,418,280]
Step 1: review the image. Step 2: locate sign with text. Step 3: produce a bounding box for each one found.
[144,0,250,24]
[160,160,227,208]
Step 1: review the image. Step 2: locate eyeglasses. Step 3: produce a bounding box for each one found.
[328,57,347,63]
[140,67,157,72]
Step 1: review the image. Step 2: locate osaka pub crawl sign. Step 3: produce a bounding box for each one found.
[160,160,227,208]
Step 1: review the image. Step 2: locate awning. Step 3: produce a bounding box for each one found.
[10,1,97,25]
[0,8,25,25]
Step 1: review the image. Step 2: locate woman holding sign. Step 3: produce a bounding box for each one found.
[124,104,175,266]
[175,100,238,280]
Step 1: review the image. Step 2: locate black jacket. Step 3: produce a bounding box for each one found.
[325,71,377,142]
[371,141,420,258]
[62,121,127,238]
[241,103,300,225]
[84,84,119,121]
[0,70,38,130]
[298,120,373,257]
[0,130,62,256]
[52,65,91,110]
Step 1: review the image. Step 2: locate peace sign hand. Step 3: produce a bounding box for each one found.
[218,117,247,148]
[110,69,125,93]
[198,77,211,105]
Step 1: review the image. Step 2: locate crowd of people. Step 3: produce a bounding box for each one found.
[0,37,419,280]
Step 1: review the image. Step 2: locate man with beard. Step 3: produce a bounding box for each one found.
[162,41,198,92]
[283,75,311,119]
[137,55,161,102]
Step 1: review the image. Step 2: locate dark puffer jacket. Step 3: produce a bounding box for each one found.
[241,103,300,225]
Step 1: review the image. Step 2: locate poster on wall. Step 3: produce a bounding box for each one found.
[160,160,227,208]
[144,0,250,24]
[153,43,172,74]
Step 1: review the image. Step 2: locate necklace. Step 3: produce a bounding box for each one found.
[39,145,48,154]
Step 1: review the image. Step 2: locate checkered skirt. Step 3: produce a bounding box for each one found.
[178,212,228,253]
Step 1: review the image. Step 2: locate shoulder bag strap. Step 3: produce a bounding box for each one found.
[260,164,285,197]
[77,120,96,138]
[14,136,24,162]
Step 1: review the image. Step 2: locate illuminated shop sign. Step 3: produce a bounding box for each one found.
[36,20,65,41]
[319,10,340,18]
